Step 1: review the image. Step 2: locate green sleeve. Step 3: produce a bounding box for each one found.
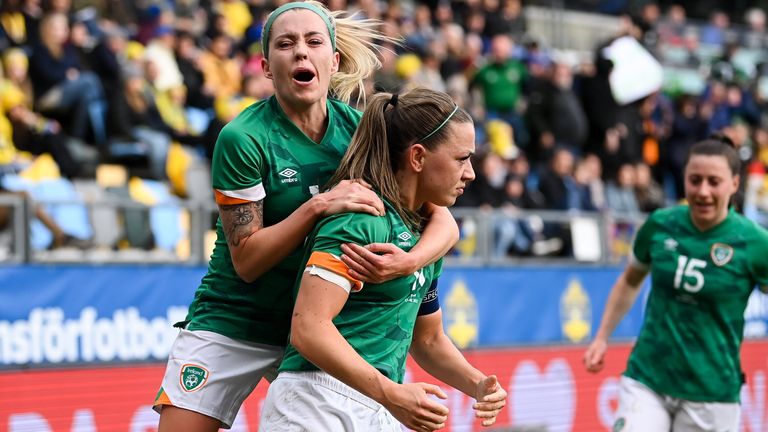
[312,213,389,257]
[748,224,768,291]
[211,122,264,192]
[433,258,444,279]
[631,212,657,268]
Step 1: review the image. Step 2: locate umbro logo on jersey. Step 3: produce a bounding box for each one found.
[279,168,299,183]
[397,232,413,246]
[710,243,733,267]
[664,238,678,251]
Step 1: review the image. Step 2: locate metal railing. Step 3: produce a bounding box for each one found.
[0,196,648,266]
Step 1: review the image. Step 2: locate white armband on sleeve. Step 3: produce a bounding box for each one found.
[304,266,363,293]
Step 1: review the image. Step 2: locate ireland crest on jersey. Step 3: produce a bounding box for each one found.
[180,364,209,392]
[710,243,734,267]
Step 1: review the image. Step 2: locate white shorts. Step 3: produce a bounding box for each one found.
[259,371,401,432]
[153,329,284,429]
[614,376,740,432]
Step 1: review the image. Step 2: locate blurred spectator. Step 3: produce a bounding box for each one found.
[458,150,508,208]
[742,8,768,50]
[605,162,640,214]
[666,94,707,199]
[572,156,601,211]
[216,0,252,41]
[702,80,760,135]
[407,41,446,92]
[108,66,171,179]
[538,147,575,210]
[471,34,528,147]
[483,0,526,40]
[0,65,80,178]
[580,153,606,210]
[29,12,107,145]
[637,93,673,179]
[372,45,403,94]
[404,4,436,55]
[199,32,241,100]
[174,30,214,110]
[0,0,32,50]
[634,161,665,212]
[3,48,33,103]
[438,23,467,80]
[638,2,661,49]
[657,4,687,47]
[42,0,72,15]
[143,24,184,92]
[699,10,729,47]
[579,44,621,158]
[527,62,588,164]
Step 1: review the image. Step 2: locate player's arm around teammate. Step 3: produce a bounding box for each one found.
[220,178,384,282]
[155,4,457,432]
[340,202,459,283]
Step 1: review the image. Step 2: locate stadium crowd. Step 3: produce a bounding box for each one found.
[0,0,767,258]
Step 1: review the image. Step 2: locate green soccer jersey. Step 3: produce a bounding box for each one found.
[625,206,768,402]
[182,96,362,346]
[279,199,443,383]
[472,60,527,112]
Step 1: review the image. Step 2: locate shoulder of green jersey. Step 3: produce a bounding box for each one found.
[216,183,266,202]
[316,212,390,245]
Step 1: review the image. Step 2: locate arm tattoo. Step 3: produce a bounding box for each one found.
[220,200,263,247]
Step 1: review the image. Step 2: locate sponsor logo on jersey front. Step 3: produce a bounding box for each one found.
[278,168,299,184]
[710,243,734,267]
[180,364,209,392]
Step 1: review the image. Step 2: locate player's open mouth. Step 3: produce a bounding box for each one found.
[293,69,316,83]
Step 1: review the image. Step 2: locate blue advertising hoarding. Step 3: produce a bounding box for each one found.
[1,265,766,367]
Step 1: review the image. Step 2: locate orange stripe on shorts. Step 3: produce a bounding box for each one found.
[154,387,173,407]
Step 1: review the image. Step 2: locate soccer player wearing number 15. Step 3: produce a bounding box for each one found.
[584,136,768,431]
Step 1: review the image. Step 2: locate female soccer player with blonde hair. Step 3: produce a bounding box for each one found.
[154,3,459,431]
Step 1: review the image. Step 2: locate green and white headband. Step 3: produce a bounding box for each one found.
[261,2,336,58]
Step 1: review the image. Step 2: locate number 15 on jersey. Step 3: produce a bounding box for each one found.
[674,255,707,293]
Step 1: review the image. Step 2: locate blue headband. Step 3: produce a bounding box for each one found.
[261,2,336,58]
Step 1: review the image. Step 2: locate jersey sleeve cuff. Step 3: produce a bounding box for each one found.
[629,251,650,271]
[306,251,363,292]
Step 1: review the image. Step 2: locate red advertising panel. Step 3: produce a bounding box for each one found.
[2,341,767,431]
